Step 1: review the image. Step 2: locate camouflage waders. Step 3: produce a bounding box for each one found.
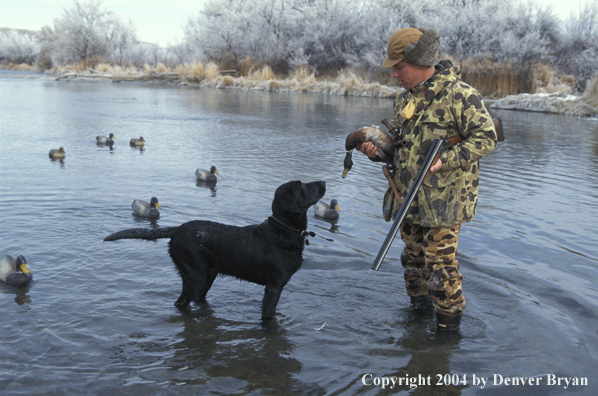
[399,222,464,316]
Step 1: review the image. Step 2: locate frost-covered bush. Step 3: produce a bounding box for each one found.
[0,29,40,65]
[40,0,140,67]
[556,2,598,93]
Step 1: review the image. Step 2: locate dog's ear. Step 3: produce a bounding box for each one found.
[272,180,303,215]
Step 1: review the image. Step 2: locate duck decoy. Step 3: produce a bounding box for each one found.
[49,147,66,159]
[1,255,32,285]
[195,166,219,183]
[342,126,397,178]
[132,197,161,218]
[96,133,115,144]
[130,137,145,146]
[315,199,341,220]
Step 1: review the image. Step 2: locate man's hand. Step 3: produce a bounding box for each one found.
[357,142,378,159]
[428,157,442,174]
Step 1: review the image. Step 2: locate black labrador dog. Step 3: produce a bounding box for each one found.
[104,180,326,320]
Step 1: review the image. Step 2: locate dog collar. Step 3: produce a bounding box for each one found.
[269,216,316,245]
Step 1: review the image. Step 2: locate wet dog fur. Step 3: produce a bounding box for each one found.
[104,180,326,320]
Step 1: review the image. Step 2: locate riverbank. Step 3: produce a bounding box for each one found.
[2,63,597,118]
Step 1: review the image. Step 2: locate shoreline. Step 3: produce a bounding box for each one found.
[1,67,596,119]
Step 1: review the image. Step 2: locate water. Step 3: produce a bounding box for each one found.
[1,71,597,395]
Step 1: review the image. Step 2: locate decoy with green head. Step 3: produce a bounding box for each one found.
[314,199,341,220]
[97,133,115,144]
[195,166,219,183]
[130,137,145,146]
[132,197,162,218]
[49,147,66,159]
[1,255,32,285]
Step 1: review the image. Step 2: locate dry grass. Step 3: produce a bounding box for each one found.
[460,58,529,98]
[0,63,34,71]
[532,64,576,95]
[177,62,206,81]
[248,66,276,81]
[237,57,259,77]
[153,63,171,73]
[216,75,234,87]
[205,62,220,80]
[459,59,579,98]
[583,72,598,103]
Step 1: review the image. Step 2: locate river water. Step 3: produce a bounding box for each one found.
[1,71,597,395]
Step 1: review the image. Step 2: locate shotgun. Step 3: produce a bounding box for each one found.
[372,117,505,271]
[372,137,450,271]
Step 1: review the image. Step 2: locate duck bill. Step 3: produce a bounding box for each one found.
[19,263,30,274]
[334,205,341,211]
[155,203,162,209]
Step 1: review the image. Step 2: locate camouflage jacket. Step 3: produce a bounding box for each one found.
[383,61,497,227]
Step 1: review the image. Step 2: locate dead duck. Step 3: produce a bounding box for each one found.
[132,197,161,218]
[96,133,115,144]
[1,255,32,285]
[130,137,145,146]
[48,147,66,159]
[342,126,396,178]
[195,166,219,183]
[315,199,341,220]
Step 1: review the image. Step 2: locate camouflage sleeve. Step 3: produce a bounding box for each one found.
[439,85,497,171]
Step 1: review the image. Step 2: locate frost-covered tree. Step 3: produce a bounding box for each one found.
[284,0,369,71]
[0,29,40,64]
[40,0,139,67]
[559,1,598,92]
[184,0,289,68]
[107,17,139,66]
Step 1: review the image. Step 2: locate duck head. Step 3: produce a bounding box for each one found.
[150,196,162,209]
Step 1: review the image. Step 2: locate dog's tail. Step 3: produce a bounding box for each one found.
[104,227,177,242]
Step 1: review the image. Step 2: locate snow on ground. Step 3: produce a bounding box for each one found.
[490,92,597,118]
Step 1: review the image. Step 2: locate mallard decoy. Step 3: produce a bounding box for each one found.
[195,166,219,183]
[49,147,66,159]
[132,197,161,218]
[342,126,396,178]
[315,199,341,220]
[96,133,115,144]
[130,137,145,146]
[1,255,32,285]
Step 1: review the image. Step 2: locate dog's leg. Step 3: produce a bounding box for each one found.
[169,243,205,308]
[262,280,287,320]
[175,282,193,308]
[195,269,217,302]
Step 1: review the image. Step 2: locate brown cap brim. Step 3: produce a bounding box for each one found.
[382,55,403,68]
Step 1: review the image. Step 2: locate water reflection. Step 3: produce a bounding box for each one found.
[49,157,65,167]
[374,310,463,395]
[195,180,218,196]
[96,142,115,150]
[1,283,33,306]
[131,214,160,227]
[112,309,318,393]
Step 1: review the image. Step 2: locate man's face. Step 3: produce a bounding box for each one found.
[393,61,422,90]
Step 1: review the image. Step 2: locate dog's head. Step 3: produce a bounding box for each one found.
[272,181,326,225]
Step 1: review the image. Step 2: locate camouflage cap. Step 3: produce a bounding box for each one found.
[383,27,440,68]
